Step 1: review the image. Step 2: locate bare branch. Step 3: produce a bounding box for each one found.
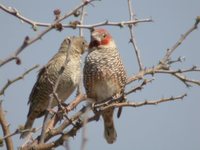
[127,17,200,85]
[148,66,200,87]
[172,73,200,87]
[79,0,86,36]
[100,94,187,111]
[0,4,49,29]
[54,91,185,148]
[127,64,165,84]
[77,0,87,97]
[127,65,200,88]
[66,94,87,112]
[0,65,39,96]
[0,0,96,68]
[23,92,186,149]
[20,106,91,149]
[2,126,40,141]
[0,101,14,150]
[80,110,89,150]
[69,19,152,29]
[127,0,144,70]
[0,4,152,29]
[125,78,154,95]
[161,16,200,63]
[44,105,89,142]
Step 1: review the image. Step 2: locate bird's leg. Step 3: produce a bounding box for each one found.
[117,94,127,118]
[48,103,70,128]
[91,102,101,121]
[56,103,69,121]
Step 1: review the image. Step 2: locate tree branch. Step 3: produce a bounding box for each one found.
[127,17,200,85]
[0,4,152,29]
[0,0,97,68]
[21,92,186,149]
[0,101,14,150]
[125,78,154,95]
[127,0,144,70]
[99,93,187,111]
[161,16,200,63]
[0,65,39,96]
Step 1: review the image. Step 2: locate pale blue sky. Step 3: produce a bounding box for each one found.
[0,0,200,150]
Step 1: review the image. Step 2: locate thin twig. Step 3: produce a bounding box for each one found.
[155,66,200,74]
[66,94,87,112]
[126,64,165,84]
[44,105,89,142]
[3,126,40,141]
[125,78,154,95]
[0,65,39,96]
[161,16,200,63]
[21,106,91,149]
[77,0,87,96]
[127,65,200,87]
[127,17,200,85]
[0,4,152,29]
[172,73,200,87]
[80,108,89,150]
[68,19,152,29]
[79,0,86,36]
[0,4,50,28]
[0,0,96,68]
[127,0,144,70]
[0,101,14,150]
[100,93,187,111]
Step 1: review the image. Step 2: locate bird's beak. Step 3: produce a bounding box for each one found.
[91,32,101,42]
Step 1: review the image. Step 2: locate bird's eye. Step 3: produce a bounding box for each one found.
[102,33,107,38]
[82,41,85,45]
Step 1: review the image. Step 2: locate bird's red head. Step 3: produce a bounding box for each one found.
[89,28,113,49]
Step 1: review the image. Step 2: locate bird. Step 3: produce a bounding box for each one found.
[83,28,127,144]
[21,36,87,138]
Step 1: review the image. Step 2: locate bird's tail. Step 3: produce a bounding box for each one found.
[20,117,34,139]
[102,108,117,144]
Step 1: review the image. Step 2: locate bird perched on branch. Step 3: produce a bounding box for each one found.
[21,36,87,138]
[83,28,127,144]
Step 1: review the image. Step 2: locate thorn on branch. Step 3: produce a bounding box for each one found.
[192,65,197,70]
[129,38,133,43]
[195,16,200,28]
[24,36,30,45]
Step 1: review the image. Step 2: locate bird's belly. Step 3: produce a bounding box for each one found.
[94,79,119,102]
[51,74,79,107]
